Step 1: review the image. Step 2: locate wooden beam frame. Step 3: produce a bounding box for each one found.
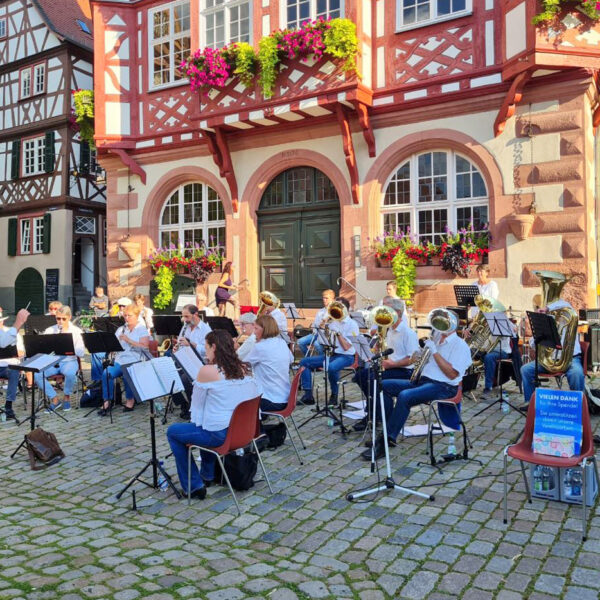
[204,127,239,213]
[494,69,534,137]
[335,104,359,204]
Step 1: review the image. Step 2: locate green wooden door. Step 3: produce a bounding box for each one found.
[15,268,44,315]
[149,274,195,314]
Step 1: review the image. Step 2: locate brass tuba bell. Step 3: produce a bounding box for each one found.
[257,291,280,316]
[368,305,398,353]
[467,294,506,368]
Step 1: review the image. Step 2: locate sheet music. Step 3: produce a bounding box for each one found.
[128,357,184,401]
[174,346,203,380]
[22,353,58,371]
[151,357,184,396]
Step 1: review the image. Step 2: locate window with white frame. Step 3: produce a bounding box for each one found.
[202,0,251,48]
[19,216,44,254]
[20,69,31,99]
[34,63,45,94]
[75,215,96,235]
[0,18,7,38]
[381,150,488,245]
[22,136,46,176]
[285,0,341,29]
[150,1,191,88]
[396,0,471,30]
[19,62,46,99]
[159,182,226,250]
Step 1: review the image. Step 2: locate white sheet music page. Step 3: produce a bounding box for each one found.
[173,347,202,380]
[128,361,162,401]
[151,357,184,395]
[23,353,59,371]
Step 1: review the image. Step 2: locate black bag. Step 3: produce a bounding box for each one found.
[24,428,65,471]
[263,421,287,449]
[79,381,103,408]
[214,447,258,491]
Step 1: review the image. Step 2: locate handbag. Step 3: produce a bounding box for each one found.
[213,446,258,491]
[263,421,287,449]
[24,428,65,471]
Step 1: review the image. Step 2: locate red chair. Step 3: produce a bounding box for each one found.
[503,393,599,540]
[148,339,159,358]
[537,340,589,389]
[187,396,273,514]
[262,367,306,464]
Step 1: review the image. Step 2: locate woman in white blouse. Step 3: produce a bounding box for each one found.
[98,304,150,416]
[244,315,293,412]
[166,330,259,499]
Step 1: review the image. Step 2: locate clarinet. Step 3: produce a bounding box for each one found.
[174,323,189,352]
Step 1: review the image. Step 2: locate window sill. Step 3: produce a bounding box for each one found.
[148,79,189,94]
[395,9,473,34]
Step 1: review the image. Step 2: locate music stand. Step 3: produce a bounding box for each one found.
[116,362,182,501]
[9,354,62,458]
[350,311,368,329]
[153,315,183,337]
[527,310,562,393]
[175,294,197,313]
[205,316,238,338]
[92,317,124,334]
[454,285,479,328]
[24,315,56,335]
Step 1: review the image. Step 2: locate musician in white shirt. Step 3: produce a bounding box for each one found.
[0,308,29,421]
[299,297,359,406]
[261,303,288,334]
[297,289,335,356]
[178,305,212,360]
[134,294,154,332]
[166,330,259,499]
[236,312,257,360]
[33,306,85,412]
[377,281,410,326]
[196,292,215,317]
[98,304,150,416]
[245,315,294,411]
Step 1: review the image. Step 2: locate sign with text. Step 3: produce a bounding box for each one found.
[533,389,583,457]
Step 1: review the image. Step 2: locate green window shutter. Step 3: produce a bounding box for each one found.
[44,131,55,173]
[42,213,51,254]
[10,140,20,180]
[79,141,90,174]
[8,218,17,256]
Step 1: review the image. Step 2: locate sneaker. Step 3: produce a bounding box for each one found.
[62,402,71,412]
[46,401,62,413]
[298,391,315,406]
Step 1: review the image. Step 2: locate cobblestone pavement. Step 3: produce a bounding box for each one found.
[0,370,598,600]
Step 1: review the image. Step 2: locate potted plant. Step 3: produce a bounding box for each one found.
[533,0,600,24]
[72,89,95,149]
[439,224,490,278]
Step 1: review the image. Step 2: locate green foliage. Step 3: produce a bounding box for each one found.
[391,244,417,305]
[153,265,175,310]
[323,18,359,73]
[233,42,258,87]
[258,35,281,99]
[533,0,600,24]
[72,89,95,149]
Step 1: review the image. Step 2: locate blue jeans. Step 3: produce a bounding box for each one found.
[34,359,79,399]
[91,353,106,381]
[102,362,133,401]
[297,334,323,356]
[260,398,287,412]
[300,353,355,396]
[166,422,227,491]
[521,355,584,404]
[483,350,509,390]
[0,366,19,403]
[382,377,459,440]
[355,366,412,401]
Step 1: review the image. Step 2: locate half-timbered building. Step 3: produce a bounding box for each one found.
[92,0,600,314]
[0,0,106,314]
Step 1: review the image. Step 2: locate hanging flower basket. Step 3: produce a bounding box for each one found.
[507,214,535,241]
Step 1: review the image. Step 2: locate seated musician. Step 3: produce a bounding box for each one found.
[134,294,154,332]
[363,309,471,460]
[297,289,336,356]
[520,298,584,409]
[236,312,257,360]
[244,315,294,412]
[0,308,29,421]
[299,297,358,406]
[261,301,288,334]
[98,304,150,416]
[89,287,109,317]
[353,297,419,431]
[45,301,62,316]
[166,330,259,499]
[34,306,85,412]
[196,292,215,317]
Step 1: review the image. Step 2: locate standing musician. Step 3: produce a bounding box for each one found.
[475,265,499,299]
[297,289,336,356]
[0,308,29,421]
[97,304,150,416]
[353,297,419,431]
[134,294,154,332]
[363,309,471,460]
[34,306,85,412]
[215,261,239,318]
[244,315,294,412]
[299,297,358,406]
[377,282,409,326]
[236,312,257,360]
[166,330,259,499]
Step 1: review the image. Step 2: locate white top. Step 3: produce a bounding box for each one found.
[327,317,360,356]
[244,336,293,405]
[115,324,149,365]
[191,375,259,431]
[185,320,212,358]
[237,333,256,360]
[387,321,420,368]
[270,308,288,333]
[422,332,472,386]
[43,323,85,362]
[138,307,154,331]
[312,307,328,329]
[0,331,23,367]
[0,327,17,349]
[476,280,499,299]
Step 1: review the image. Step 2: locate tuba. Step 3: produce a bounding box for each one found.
[534,270,578,374]
[467,294,506,368]
[368,305,398,353]
[410,308,459,384]
[323,300,348,345]
[257,291,280,316]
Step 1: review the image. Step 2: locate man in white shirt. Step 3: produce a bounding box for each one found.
[178,304,212,360]
[297,289,335,356]
[0,307,29,421]
[520,299,584,408]
[196,292,215,317]
[34,306,85,412]
[261,303,288,334]
[236,312,257,360]
[364,313,471,460]
[299,297,358,406]
[353,297,419,431]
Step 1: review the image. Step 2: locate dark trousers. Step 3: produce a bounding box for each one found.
[355,366,412,421]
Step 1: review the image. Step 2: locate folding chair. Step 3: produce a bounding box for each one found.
[262,367,306,464]
[187,396,273,514]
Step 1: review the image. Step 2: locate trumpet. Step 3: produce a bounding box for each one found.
[257,291,280,316]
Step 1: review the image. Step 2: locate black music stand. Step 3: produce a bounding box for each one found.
[283,303,302,329]
[153,315,183,338]
[0,345,19,422]
[205,316,238,338]
[92,317,124,334]
[9,354,61,458]
[350,311,368,329]
[116,365,181,501]
[454,285,479,327]
[527,311,562,393]
[24,315,56,335]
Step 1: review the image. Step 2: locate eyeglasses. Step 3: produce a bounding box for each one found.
[56,317,68,321]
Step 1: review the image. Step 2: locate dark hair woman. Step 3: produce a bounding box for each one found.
[215,261,239,319]
[166,330,258,499]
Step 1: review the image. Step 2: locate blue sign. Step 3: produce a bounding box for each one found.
[533,389,583,457]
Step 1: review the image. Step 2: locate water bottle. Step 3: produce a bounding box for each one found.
[157,460,168,491]
[327,417,334,427]
[447,433,456,456]
[501,400,510,414]
[541,466,551,491]
[570,470,582,497]
[0,412,5,423]
[235,448,244,457]
[155,401,164,413]
[533,465,543,492]
[563,469,572,498]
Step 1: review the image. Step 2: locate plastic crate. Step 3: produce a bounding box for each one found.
[559,464,598,507]
[529,465,560,500]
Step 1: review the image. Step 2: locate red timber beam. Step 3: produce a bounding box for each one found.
[110,148,147,185]
[204,127,239,213]
[494,69,534,138]
[353,101,376,158]
[335,104,360,204]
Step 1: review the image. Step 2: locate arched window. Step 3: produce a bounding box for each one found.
[381,150,488,244]
[159,182,225,249]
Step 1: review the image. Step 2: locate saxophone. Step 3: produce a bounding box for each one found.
[467,294,506,369]
[534,270,578,373]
